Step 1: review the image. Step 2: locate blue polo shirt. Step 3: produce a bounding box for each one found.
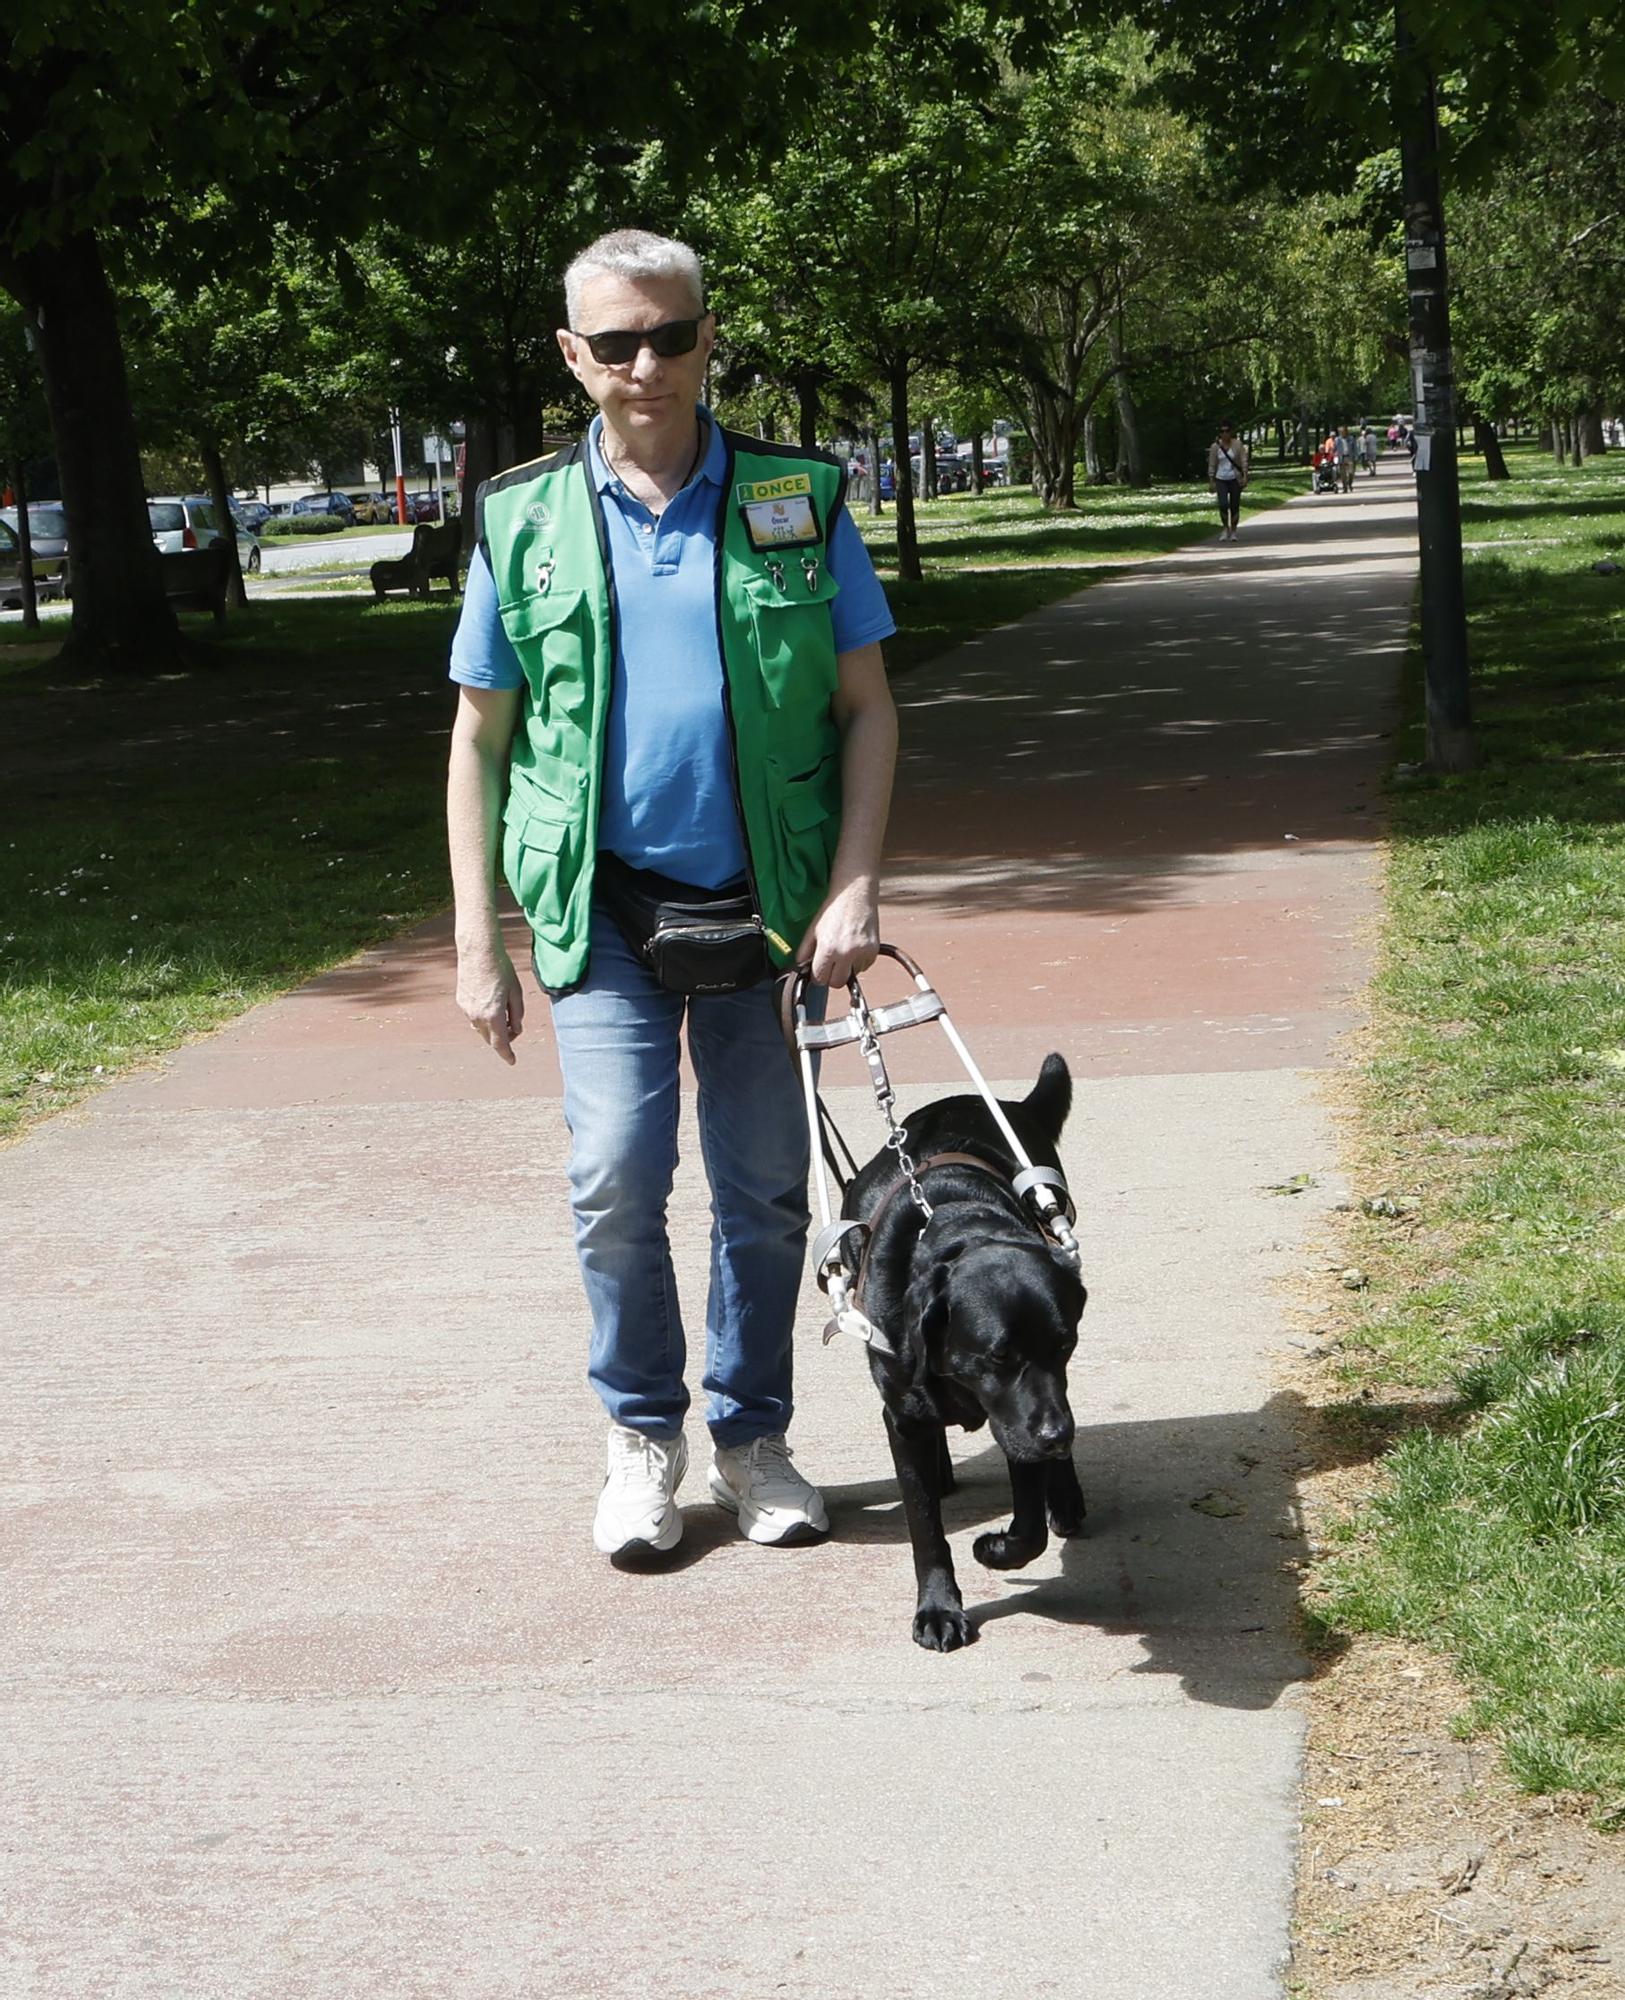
[450,412,894,888]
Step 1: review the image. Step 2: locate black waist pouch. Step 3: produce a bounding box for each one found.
[594,851,772,996]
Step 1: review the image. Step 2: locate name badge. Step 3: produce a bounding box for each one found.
[737,473,822,552]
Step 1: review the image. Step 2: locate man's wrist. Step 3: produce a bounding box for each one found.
[455,917,507,958]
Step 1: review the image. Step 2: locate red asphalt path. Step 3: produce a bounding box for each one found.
[144,460,1409,1114]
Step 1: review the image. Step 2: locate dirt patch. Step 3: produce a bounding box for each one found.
[1292,1631,1621,1997]
[1282,1107,1625,1997]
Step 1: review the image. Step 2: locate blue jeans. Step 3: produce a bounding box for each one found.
[548,908,812,1447]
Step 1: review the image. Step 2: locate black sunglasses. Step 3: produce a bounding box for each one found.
[573,317,705,367]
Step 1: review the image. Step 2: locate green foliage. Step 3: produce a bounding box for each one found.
[1450,87,1624,426]
[260,515,347,537]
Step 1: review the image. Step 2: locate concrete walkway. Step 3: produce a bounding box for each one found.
[3,463,1414,1999]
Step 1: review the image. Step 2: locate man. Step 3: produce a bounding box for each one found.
[1334,425,1357,493]
[446,229,898,1562]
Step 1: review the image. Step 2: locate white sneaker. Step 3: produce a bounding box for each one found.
[593,1423,688,1557]
[709,1434,830,1545]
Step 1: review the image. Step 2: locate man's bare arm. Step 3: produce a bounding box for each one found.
[796,640,898,987]
[447,685,525,1062]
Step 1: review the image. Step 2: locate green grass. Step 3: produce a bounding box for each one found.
[0,465,1299,1137]
[0,600,463,1137]
[1314,439,1625,1821]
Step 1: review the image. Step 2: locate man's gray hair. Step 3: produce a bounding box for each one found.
[563,230,706,327]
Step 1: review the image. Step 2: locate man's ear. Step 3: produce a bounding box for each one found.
[556,327,582,380]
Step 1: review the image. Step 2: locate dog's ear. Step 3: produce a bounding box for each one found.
[1048,1248,1087,1320]
[900,1237,969,1377]
[1021,1053,1072,1143]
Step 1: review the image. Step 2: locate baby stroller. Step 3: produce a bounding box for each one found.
[1311,449,1337,494]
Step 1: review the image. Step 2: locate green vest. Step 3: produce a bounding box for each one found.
[478,428,849,991]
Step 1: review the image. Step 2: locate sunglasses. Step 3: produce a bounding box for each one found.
[573,317,705,367]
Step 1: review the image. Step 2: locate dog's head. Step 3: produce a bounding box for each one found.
[905,1232,1085,1461]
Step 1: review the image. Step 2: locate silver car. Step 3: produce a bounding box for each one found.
[148,495,262,573]
[0,503,70,602]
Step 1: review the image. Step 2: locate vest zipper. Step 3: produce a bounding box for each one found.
[581,444,617,928]
[711,434,791,959]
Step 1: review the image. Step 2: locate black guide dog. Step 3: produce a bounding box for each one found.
[842,1053,1086,1651]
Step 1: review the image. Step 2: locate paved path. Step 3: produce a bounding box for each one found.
[3,464,1414,1999]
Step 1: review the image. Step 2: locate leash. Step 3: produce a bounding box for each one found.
[780,945,1081,1359]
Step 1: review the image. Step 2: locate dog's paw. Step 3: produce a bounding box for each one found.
[912,1600,974,1652]
[973,1529,1044,1571]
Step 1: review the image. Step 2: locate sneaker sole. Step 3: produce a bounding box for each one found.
[708,1474,830,1546]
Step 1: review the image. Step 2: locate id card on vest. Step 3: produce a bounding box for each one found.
[737,472,822,551]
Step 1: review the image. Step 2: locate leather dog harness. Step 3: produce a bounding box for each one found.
[851,1149,1061,1324]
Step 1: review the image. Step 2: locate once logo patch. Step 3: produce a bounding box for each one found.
[525,501,552,527]
[735,473,813,507]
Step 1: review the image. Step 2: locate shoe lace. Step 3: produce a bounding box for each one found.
[612,1428,671,1484]
[744,1434,794,1491]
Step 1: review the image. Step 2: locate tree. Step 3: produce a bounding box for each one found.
[1120,0,1625,767]
[0,0,908,667]
[697,23,1032,578]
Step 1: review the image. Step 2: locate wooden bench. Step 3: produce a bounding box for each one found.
[369,519,462,602]
[158,545,231,623]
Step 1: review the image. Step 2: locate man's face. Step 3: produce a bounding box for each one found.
[557,272,715,438]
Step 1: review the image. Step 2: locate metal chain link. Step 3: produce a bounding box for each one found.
[858,1011,933,1221]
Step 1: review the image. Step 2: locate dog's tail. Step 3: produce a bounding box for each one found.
[1022,1052,1072,1143]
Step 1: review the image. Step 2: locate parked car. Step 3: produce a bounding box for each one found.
[345,491,390,525]
[0,503,70,599]
[148,495,224,553]
[147,496,261,573]
[290,491,357,525]
[233,500,276,533]
[407,489,443,524]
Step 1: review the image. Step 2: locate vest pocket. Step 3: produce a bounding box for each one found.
[499,587,594,767]
[502,803,577,937]
[742,571,841,709]
[767,751,841,919]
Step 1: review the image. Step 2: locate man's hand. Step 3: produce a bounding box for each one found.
[796,878,881,989]
[456,942,526,1063]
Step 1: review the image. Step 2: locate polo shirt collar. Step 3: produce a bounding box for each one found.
[588,406,722,496]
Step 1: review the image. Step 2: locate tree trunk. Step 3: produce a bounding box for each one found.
[11,461,39,631]
[922,420,937,501]
[199,439,248,610]
[796,376,819,452]
[1554,417,1569,466]
[459,414,502,559]
[1109,320,1147,487]
[1579,405,1606,458]
[5,230,177,671]
[1395,4,1473,772]
[888,362,920,583]
[970,430,985,492]
[1472,414,1509,480]
[1082,411,1103,484]
[1022,376,1079,509]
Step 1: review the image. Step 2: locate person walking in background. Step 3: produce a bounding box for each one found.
[1334,426,1356,493]
[1359,424,1378,475]
[1207,421,1249,540]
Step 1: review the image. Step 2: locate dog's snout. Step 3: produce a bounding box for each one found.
[1033,1412,1075,1457]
